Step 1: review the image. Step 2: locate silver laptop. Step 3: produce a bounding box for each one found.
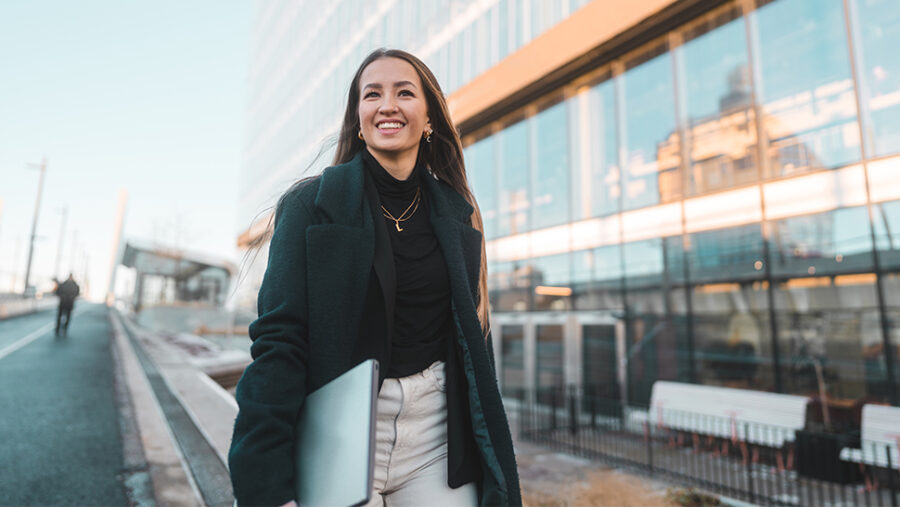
[294,359,379,507]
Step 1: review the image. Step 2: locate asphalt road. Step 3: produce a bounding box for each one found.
[0,304,129,505]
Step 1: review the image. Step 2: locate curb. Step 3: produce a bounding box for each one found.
[109,308,202,506]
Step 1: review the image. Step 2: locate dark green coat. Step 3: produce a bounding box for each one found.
[229,152,521,506]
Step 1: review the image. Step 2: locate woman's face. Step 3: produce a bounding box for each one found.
[358,57,430,167]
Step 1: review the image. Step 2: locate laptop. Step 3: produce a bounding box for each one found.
[293,359,379,507]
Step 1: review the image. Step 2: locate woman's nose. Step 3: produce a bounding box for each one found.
[378,97,398,113]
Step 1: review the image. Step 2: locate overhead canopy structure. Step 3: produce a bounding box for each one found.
[120,240,235,310]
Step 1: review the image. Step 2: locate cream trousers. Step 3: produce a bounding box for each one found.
[361,361,478,507]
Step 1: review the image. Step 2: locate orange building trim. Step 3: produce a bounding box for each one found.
[447,0,678,131]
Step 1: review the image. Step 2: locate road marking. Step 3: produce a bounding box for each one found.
[0,306,91,361]
[0,322,53,360]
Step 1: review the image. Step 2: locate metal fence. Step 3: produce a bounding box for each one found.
[510,386,900,506]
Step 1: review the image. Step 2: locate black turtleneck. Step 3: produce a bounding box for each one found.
[362,149,453,378]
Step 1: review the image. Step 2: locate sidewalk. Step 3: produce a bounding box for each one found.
[114,305,713,506]
[515,438,679,506]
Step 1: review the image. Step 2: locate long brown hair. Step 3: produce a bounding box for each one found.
[336,48,490,336]
[243,49,491,336]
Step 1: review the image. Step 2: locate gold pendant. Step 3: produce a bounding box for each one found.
[395,221,403,232]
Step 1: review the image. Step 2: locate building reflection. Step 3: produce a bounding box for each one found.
[466,0,900,409]
[237,0,900,412]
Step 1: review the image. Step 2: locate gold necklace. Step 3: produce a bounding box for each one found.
[381,188,421,232]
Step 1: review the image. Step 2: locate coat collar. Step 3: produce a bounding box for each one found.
[420,164,475,224]
[313,151,367,226]
[313,150,475,226]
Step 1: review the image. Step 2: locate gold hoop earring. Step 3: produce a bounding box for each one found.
[358,130,364,141]
[424,129,432,143]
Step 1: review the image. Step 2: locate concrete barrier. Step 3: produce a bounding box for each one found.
[0,297,58,320]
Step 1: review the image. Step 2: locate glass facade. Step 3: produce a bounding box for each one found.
[240,0,592,226]
[243,0,900,408]
[467,0,900,406]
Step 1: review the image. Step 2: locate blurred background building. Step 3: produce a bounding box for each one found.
[237,0,900,411]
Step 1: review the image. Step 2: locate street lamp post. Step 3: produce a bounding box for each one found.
[23,157,47,296]
[53,206,68,281]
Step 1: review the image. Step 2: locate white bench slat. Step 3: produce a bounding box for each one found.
[840,404,900,470]
[638,381,810,447]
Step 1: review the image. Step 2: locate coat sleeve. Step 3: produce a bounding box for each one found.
[229,191,314,506]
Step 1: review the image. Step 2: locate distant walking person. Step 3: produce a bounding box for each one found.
[55,274,80,336]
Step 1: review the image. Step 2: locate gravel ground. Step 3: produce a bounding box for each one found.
[515,439,679,506]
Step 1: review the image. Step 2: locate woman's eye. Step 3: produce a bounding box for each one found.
[364,91,379,98]
[399,90,414,97]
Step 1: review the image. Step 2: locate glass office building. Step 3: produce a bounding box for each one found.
[239,0,900,408]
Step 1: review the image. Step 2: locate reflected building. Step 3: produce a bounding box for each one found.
[238,0,900,409]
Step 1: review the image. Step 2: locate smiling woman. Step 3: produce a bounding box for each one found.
[228,48,521,507]
[357,58,432,179]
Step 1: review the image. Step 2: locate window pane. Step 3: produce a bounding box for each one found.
[769,207,873,278]
[498,120,530,236]
[466,137,498,240]
[852,0,900,157]
[498,0,509,61]
[624,302,691,404]
[774,277,885,406]
[572,79,618,219]
[679,6,759,194]
[490,260,530,312]
[583,325,619,400]
[873,199,900,270]
[532,101,570,229]
[536,324,564,405]
[623,236,690,403]
[623,238,665,288]
[665,235,687,285]
[687,224,767,284]
[621,46,681,210]
[529,252,571,311]
[878,273,900,402]
[693,283,776,391]
[501,325,526,399]
[572,246,624,311]
[751,0,861,176]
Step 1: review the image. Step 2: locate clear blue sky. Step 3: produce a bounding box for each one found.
[0,0,251,299]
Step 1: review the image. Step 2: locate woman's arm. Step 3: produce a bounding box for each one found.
[229,189,315,506]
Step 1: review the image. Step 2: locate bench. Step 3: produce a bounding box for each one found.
[634,381,811,446]
[630,381,811,466]
[840,404,900,471]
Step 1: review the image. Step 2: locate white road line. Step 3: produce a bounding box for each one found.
[0,306,91,361]
[0,322,53,360]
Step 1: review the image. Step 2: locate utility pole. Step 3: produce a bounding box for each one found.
[23,157,47,296]
[69,230,78,277]
[10,235,21,292]
[82,251,90,299]
[0,198,4,253]
[54,206,68,281]
[106,189,128,306]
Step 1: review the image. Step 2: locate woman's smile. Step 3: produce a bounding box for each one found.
[376,120,405,134]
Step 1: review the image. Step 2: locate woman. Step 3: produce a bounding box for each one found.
[228,48,521,507]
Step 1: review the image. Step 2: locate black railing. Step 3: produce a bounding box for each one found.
[510,386,900,506]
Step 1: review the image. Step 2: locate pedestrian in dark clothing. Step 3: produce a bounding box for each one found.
[55,274,80,336]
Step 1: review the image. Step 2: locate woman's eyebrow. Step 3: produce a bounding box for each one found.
[362,81,418,90]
